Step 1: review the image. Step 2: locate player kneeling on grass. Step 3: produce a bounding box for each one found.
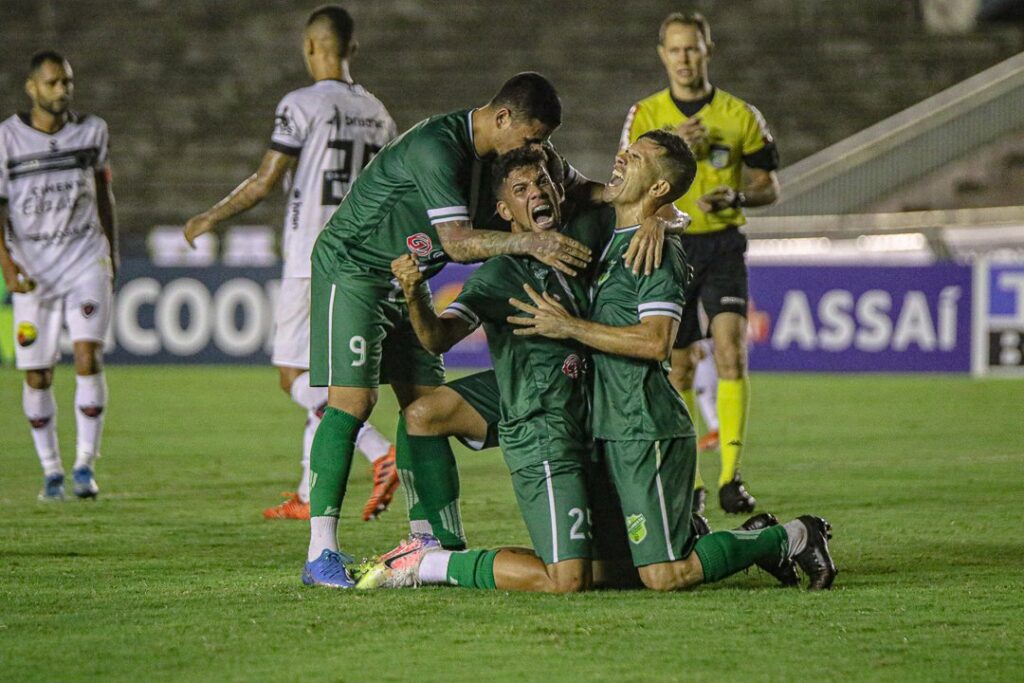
[359,147,618,592]
[507,130,836,590]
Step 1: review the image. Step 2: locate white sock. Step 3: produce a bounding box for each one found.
[356,423,392,463]
[298,409,319,504]
[417,550,452,584]
[23,383,61,476]
[289,371,328,412]
[308,516,339,561]
[74,372,107,470]
[783,520,809,557]
[694,353,719,431]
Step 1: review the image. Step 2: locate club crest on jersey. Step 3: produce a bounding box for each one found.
[561,353,586,379]
[81,301,98,318]
[274,107,294,135]
[406,233,434,257]
[627,514,647,544]
[17,322,37,347]
[708,144,731,169]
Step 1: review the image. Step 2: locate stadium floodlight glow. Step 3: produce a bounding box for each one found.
[855,232,927,253]
[747,237,832,256]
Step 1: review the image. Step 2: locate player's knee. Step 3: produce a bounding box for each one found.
[640,561,700,592]
[73,345,102,375]
[404,396,451,435]
[547,570,589,594]
[25,369,53,390]
[714,344,747,380]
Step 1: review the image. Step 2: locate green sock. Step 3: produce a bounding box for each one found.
[394,416,429,526]
[405,433,466,550]
[694,526,788,583]
[308,407,361,518]
[446,549,499,589]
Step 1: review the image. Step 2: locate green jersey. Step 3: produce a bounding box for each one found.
[589,226,694,441]
[442,209,611,471]
[313,109,504,280]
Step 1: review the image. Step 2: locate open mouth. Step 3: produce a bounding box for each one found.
[607,169,625,188]
[531,202,555,228]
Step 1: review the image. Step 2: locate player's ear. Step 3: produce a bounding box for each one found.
[495,107,513,131]
[346,38,359,60]
[497,199,513,222]
[649,179,671,200]
[24,78,35,101]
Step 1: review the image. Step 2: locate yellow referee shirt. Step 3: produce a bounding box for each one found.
[620,88,777,235]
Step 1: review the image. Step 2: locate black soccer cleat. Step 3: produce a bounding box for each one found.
[719,475,756,514]
[692,487,707,516]
[793,515,837,590]
[739,513,800,587]
[691,513,712,540]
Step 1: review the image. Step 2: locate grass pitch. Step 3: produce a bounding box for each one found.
[1,366,1022,682]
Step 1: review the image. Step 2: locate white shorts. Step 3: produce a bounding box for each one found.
[271,277,311,369]
[13,264,113,371]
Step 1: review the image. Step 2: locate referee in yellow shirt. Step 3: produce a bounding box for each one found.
[620,11,780,515]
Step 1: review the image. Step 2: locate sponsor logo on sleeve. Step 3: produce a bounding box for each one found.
[406,233,434,257]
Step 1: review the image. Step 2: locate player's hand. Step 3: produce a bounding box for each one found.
[623,216,665,276]
[390,254,425,294]
[183,214,216,249]
[1,259,36,294]
[523,231,591,277]
[677,117,710,160]
[697,185,739,214]
[507,283,576,339]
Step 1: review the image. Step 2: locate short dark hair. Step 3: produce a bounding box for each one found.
[29,50,67,75]
[638,129,697,203]
[490,72,562,130]
[658,11,713,50]
[307,5,355,52]
[491,145,550,197]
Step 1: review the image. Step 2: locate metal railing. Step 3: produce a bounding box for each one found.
[756,51,1024,216]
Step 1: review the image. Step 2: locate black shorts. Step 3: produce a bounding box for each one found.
[446,370,501,451]
[675,227,748,349]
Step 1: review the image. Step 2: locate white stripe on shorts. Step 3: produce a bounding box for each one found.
[327,284,337,385]
[654,441,676,561]
[543,460,559,563]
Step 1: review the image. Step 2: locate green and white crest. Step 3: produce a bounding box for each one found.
[626,513,647,544]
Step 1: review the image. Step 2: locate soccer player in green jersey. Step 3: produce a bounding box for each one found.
[356,147,628,592]
[509,130,837,590]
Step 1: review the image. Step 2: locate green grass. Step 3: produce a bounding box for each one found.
[1,366,1022,682]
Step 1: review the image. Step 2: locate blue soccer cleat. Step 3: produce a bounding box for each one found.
[38,473,65,502]
[302,549,356,588]
[72,467,99,499]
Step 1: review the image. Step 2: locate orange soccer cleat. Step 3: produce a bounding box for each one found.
[263,492,310,520]
[697,429,720,453]
[362,447,400,521]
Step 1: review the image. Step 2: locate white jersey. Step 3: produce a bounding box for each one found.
[270,80,396,278]
[0,112,111,297]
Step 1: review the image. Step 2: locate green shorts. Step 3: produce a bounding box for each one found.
[447,370,500,451]
[510,459,594,565]
[598,436,698,567]
[309,266,445,388]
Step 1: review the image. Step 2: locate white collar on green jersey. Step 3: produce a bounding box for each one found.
[614,224,640,233]
[466,109,481,160]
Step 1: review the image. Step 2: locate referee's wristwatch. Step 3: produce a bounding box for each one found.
[730,191,746,209]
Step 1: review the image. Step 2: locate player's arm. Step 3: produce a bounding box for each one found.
[697,167,779,213]
[507,284,677,362]
[391,254,474,354]
[95,165,119,279]
[435,220,591,277]
[183,150,297,247]
[0,200,33,293]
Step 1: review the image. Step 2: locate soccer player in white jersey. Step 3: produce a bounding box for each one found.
[0,51,118,501]
[183,6,400,521]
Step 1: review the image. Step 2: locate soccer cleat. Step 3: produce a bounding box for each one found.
[739,513,800,587]
[361,446,400,521]
[38,473,65,502]
[719,474,757,514]
[263,492,310,520]
[692,486,707,516]
[375,532,441,566]
[302,549,356,588]
[793,515,837,590]
[697,429,720,453]
[692,513,711,540]
[72,467,99,499]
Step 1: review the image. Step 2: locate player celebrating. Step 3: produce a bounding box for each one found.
[620,12,781,514]
[183,6,399,522]
[0,51,118,501]
[509,131,834,591]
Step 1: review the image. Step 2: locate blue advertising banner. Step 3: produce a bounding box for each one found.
[746,264,973,372]
[88,260,491,367]
[974,260,1024,375]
